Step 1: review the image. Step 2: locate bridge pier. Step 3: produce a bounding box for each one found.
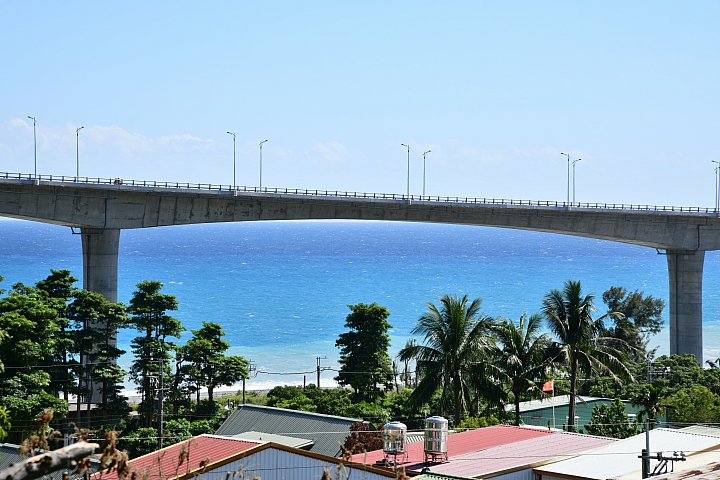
[667,249,704,362]
[81,228,120,303]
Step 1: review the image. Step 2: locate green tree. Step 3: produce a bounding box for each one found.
[491,314,552,426]
[631,384,667,429]
[542,280,632,431]
[182,321,248,402]
[128,280,184,427]
[266,385,316,411]
[602,287,665,360]
[0,282,68,440]
[36,270,79,402]
[664,385,720,425]
[585,398,639,439]
[399,294,494,425]
[335,303,394,401]
[68,290,130,424]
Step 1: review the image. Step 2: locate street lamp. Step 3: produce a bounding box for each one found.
[259,140,268,189]
[713,161,720,213]
[423,150,431,197]
[401,144,410,197]
[76,126,84,179]
[572,158,582,204]
[560,152,571,204]
[28,116,37,179]
[227,132,236,190]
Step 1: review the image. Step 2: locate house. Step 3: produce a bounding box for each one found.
[507,395,647,429]
[92,434,410,480]
[215,404,365,457]
[533,428,720,480]
[351,424,616,479]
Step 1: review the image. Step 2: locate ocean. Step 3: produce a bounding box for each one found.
[0,218,718,391]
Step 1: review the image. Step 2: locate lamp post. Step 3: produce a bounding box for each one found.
[28,116,37,179]
[76,126,84,179]
[572,158,582,204]
[227,132,236,190]
[259,140,268,189]
[423,150,431,197]
[401,143,410,197]
[713,161,720,213]
[560,152,571,204]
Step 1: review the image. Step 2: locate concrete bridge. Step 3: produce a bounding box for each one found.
[0,171,718,361]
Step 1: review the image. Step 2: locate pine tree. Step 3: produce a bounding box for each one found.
[335,303,393,401]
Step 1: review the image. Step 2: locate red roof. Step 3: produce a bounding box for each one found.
[351,424,551,466]
[428,430,616,477]
[94,435,259,480]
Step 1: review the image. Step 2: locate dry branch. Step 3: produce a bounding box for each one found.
[0,442,99,480]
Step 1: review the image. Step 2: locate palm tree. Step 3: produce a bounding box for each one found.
[631,384,667,430]
[491,313,552,426]
[542,280,632,431]
[399,294,495,425]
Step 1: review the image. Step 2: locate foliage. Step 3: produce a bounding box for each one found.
[585,398,639,439]
[0,282,68,440]
[128,280,184,427]
[490,313,551,426]
[68,290,130,422]
[630,384,668,428]
[601,287,665,361]
[664,386,720,425]
[542,280,631,431]
[335,303,394,401]
[36,270,79,401]
[457,415,500,430]
[304,385,354,417]
[182,322,248,402]
[122,427,159,458]
[0,405,10,440]
[399,294,495,425]
[341,421,383,456]
[267,385,316,412]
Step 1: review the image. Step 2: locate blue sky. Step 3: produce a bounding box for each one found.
[1,2,719,206]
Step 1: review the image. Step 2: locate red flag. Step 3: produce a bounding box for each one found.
[542,380,554,393]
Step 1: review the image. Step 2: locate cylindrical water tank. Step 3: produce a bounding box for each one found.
[383,421,408,454]
[424,416,449,455]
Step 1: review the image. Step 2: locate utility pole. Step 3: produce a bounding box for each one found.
[28,116,37,180]
[401,144,410,199]
[76,126,84,179]
[242,361,256,404]
[316,356,328,388]
[712,161,720,214]
[572,158,582,204]
[158,356,164,450]
[423,150,431,197]
[560,152,571,205]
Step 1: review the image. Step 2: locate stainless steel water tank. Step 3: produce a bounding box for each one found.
[424,416,449,458]
[382,421,408,454]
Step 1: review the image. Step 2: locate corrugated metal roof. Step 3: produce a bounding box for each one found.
[215,404,362,457]
[680,426,720,438]
[231,431,314,449]
[507,395,604,412]
[534,428,720,480]
[621,449,720,480]
[426,430,616,478]
[351,424,551,467]
[92,435,259,480]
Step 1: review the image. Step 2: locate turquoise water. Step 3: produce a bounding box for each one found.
[1,218,718,390]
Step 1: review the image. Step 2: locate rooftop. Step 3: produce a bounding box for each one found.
[93,435,259,480]
[215,403,363,457]
[506,395,606,412]
[350,424,551,468]
[534,428,720,480]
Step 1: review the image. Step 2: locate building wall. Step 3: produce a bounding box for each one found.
[519,399,646,430]
[202,448,393,480]
[485,468,535,480]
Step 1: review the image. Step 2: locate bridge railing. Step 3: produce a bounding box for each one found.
[1,171,717,215]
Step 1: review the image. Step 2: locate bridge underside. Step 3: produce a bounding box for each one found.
[2,180,719,362]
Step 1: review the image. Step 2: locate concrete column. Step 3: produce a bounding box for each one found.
[666,249,704,362]
[80,228,120,405]
[81,228,120,302]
